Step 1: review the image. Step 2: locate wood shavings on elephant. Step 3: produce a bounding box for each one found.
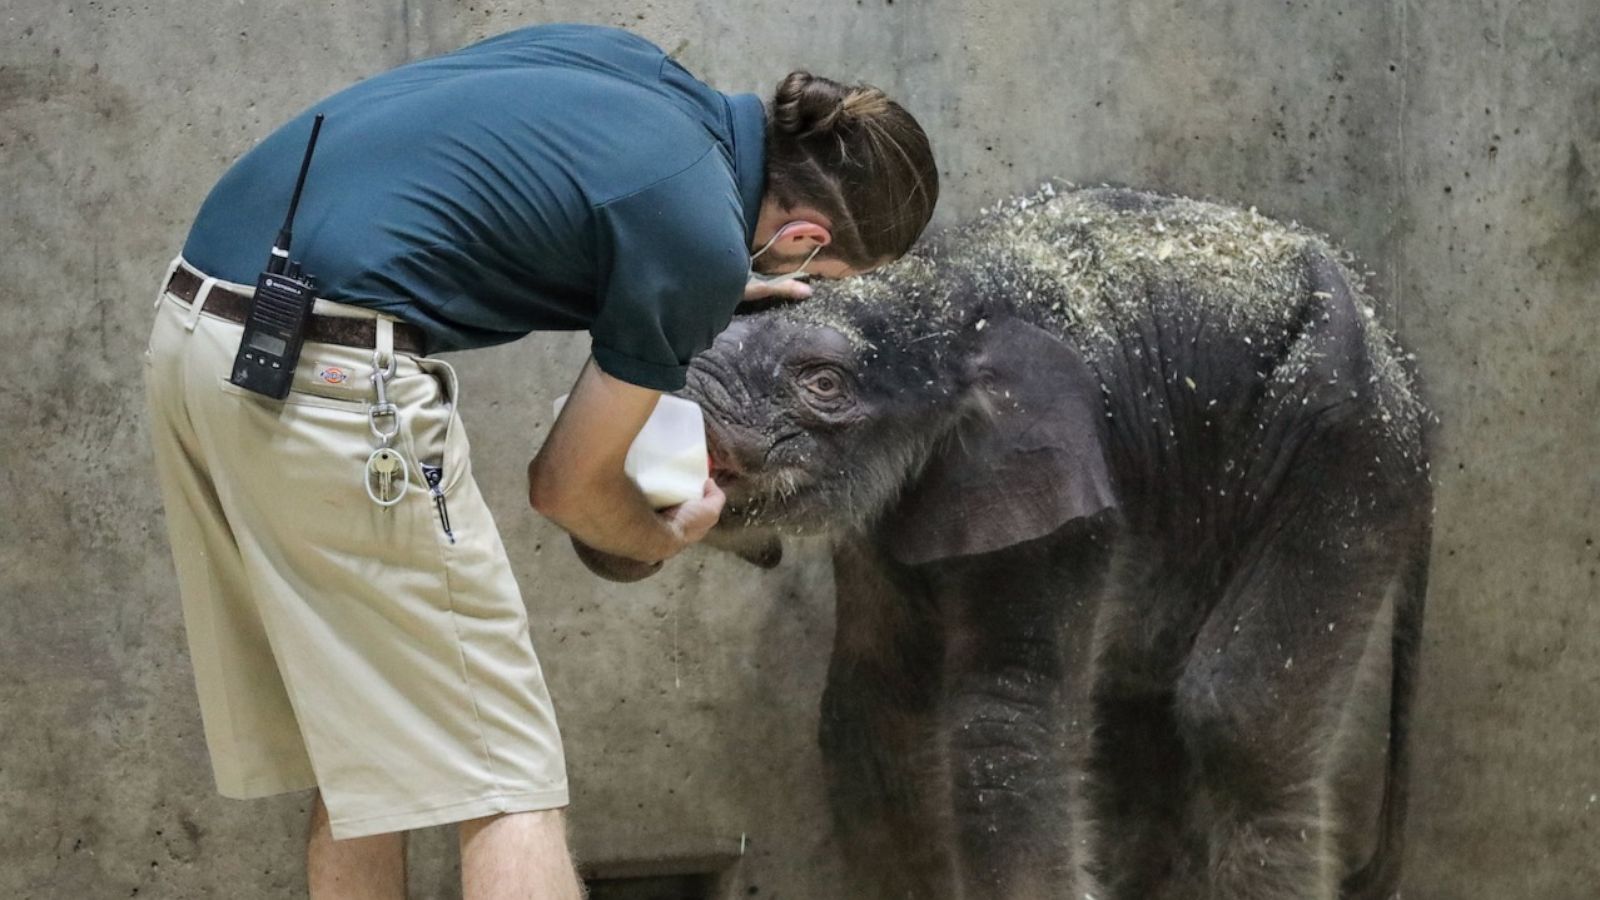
[811,183,1428,458]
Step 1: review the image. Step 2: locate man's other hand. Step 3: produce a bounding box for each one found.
[742,277,812,304]
[661,478,725,546]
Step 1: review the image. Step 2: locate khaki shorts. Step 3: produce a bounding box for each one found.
[143,259,567,839]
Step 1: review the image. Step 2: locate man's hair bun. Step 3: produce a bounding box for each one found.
[772,71,890,139]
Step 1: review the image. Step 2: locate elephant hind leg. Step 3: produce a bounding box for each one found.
[1192,782,1340,900]
[1339,532,1429,900]
[1172,689,1346,900]
[1168,517,1418,899]
[1088,693,1189,899]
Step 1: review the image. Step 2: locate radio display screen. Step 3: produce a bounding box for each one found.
[249,333,288,356]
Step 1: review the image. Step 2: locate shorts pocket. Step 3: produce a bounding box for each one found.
[406,358,471,495]
[217,374,372,414]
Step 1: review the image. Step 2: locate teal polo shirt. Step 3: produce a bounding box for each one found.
[183,24,765,391]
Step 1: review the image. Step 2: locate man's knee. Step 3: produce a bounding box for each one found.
[458,807,581,897]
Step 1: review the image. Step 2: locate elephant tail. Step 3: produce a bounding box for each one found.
[1340,521,1431,900]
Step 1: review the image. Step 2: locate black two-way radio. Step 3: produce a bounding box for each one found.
[228,113,327,400]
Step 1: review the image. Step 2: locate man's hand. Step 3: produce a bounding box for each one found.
[567,479,724,583]
[661,479,725,545]
[742,277,812,304]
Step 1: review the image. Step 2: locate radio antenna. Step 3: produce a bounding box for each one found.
[268,113,325,274]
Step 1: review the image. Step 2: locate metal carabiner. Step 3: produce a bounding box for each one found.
[371,349,396,402]
[369,402,401,445]
[369,349,401,446]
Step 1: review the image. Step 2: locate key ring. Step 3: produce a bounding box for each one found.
[365,447,410,507]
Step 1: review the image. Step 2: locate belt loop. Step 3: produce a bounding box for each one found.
[375,317,394,364]
[184,276,218,332]
[155,257,182,309]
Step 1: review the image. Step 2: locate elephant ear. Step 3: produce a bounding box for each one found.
[885,316,1117,565]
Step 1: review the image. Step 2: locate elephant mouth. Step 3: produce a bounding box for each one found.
[693,397,821,526]
[700,423,820,528]
[703,422,744,488]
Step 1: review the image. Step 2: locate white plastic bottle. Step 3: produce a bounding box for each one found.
[552,393,710,509]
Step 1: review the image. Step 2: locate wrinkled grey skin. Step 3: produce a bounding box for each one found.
[587,186,1432,900]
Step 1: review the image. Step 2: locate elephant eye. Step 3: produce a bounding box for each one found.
[801,366,848,401]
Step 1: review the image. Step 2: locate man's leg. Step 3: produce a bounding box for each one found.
[307,790,407,900]
[460,809,584,900]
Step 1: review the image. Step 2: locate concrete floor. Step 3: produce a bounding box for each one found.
[1,0,1595,897]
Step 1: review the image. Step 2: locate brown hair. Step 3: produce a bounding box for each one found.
[765,71,939,268]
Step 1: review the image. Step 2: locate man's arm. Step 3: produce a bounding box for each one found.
[527,358,723,562]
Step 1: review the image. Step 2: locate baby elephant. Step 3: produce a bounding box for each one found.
[614,186,1430,899]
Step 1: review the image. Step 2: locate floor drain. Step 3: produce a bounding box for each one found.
[584,871,720,900]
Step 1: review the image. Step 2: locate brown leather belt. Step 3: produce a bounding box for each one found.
[164,268,426,356]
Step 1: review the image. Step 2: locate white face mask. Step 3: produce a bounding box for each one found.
[748,223,823,285]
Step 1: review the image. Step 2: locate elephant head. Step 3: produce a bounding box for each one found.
[681,266,1118,569]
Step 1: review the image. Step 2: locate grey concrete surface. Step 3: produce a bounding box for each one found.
[1,0,1594,897]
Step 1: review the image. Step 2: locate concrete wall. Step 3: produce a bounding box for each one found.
[1,0,1594,897]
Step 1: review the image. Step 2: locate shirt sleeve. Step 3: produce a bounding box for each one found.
[589,148,751,391]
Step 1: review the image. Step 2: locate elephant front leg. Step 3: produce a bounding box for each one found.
[936,543,1107,900]
[820,660,957,900]
[944,653,1098,900]
[822,543,960,899]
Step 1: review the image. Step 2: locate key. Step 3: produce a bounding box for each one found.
[363,447,408,507]
[371,449,401,501]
